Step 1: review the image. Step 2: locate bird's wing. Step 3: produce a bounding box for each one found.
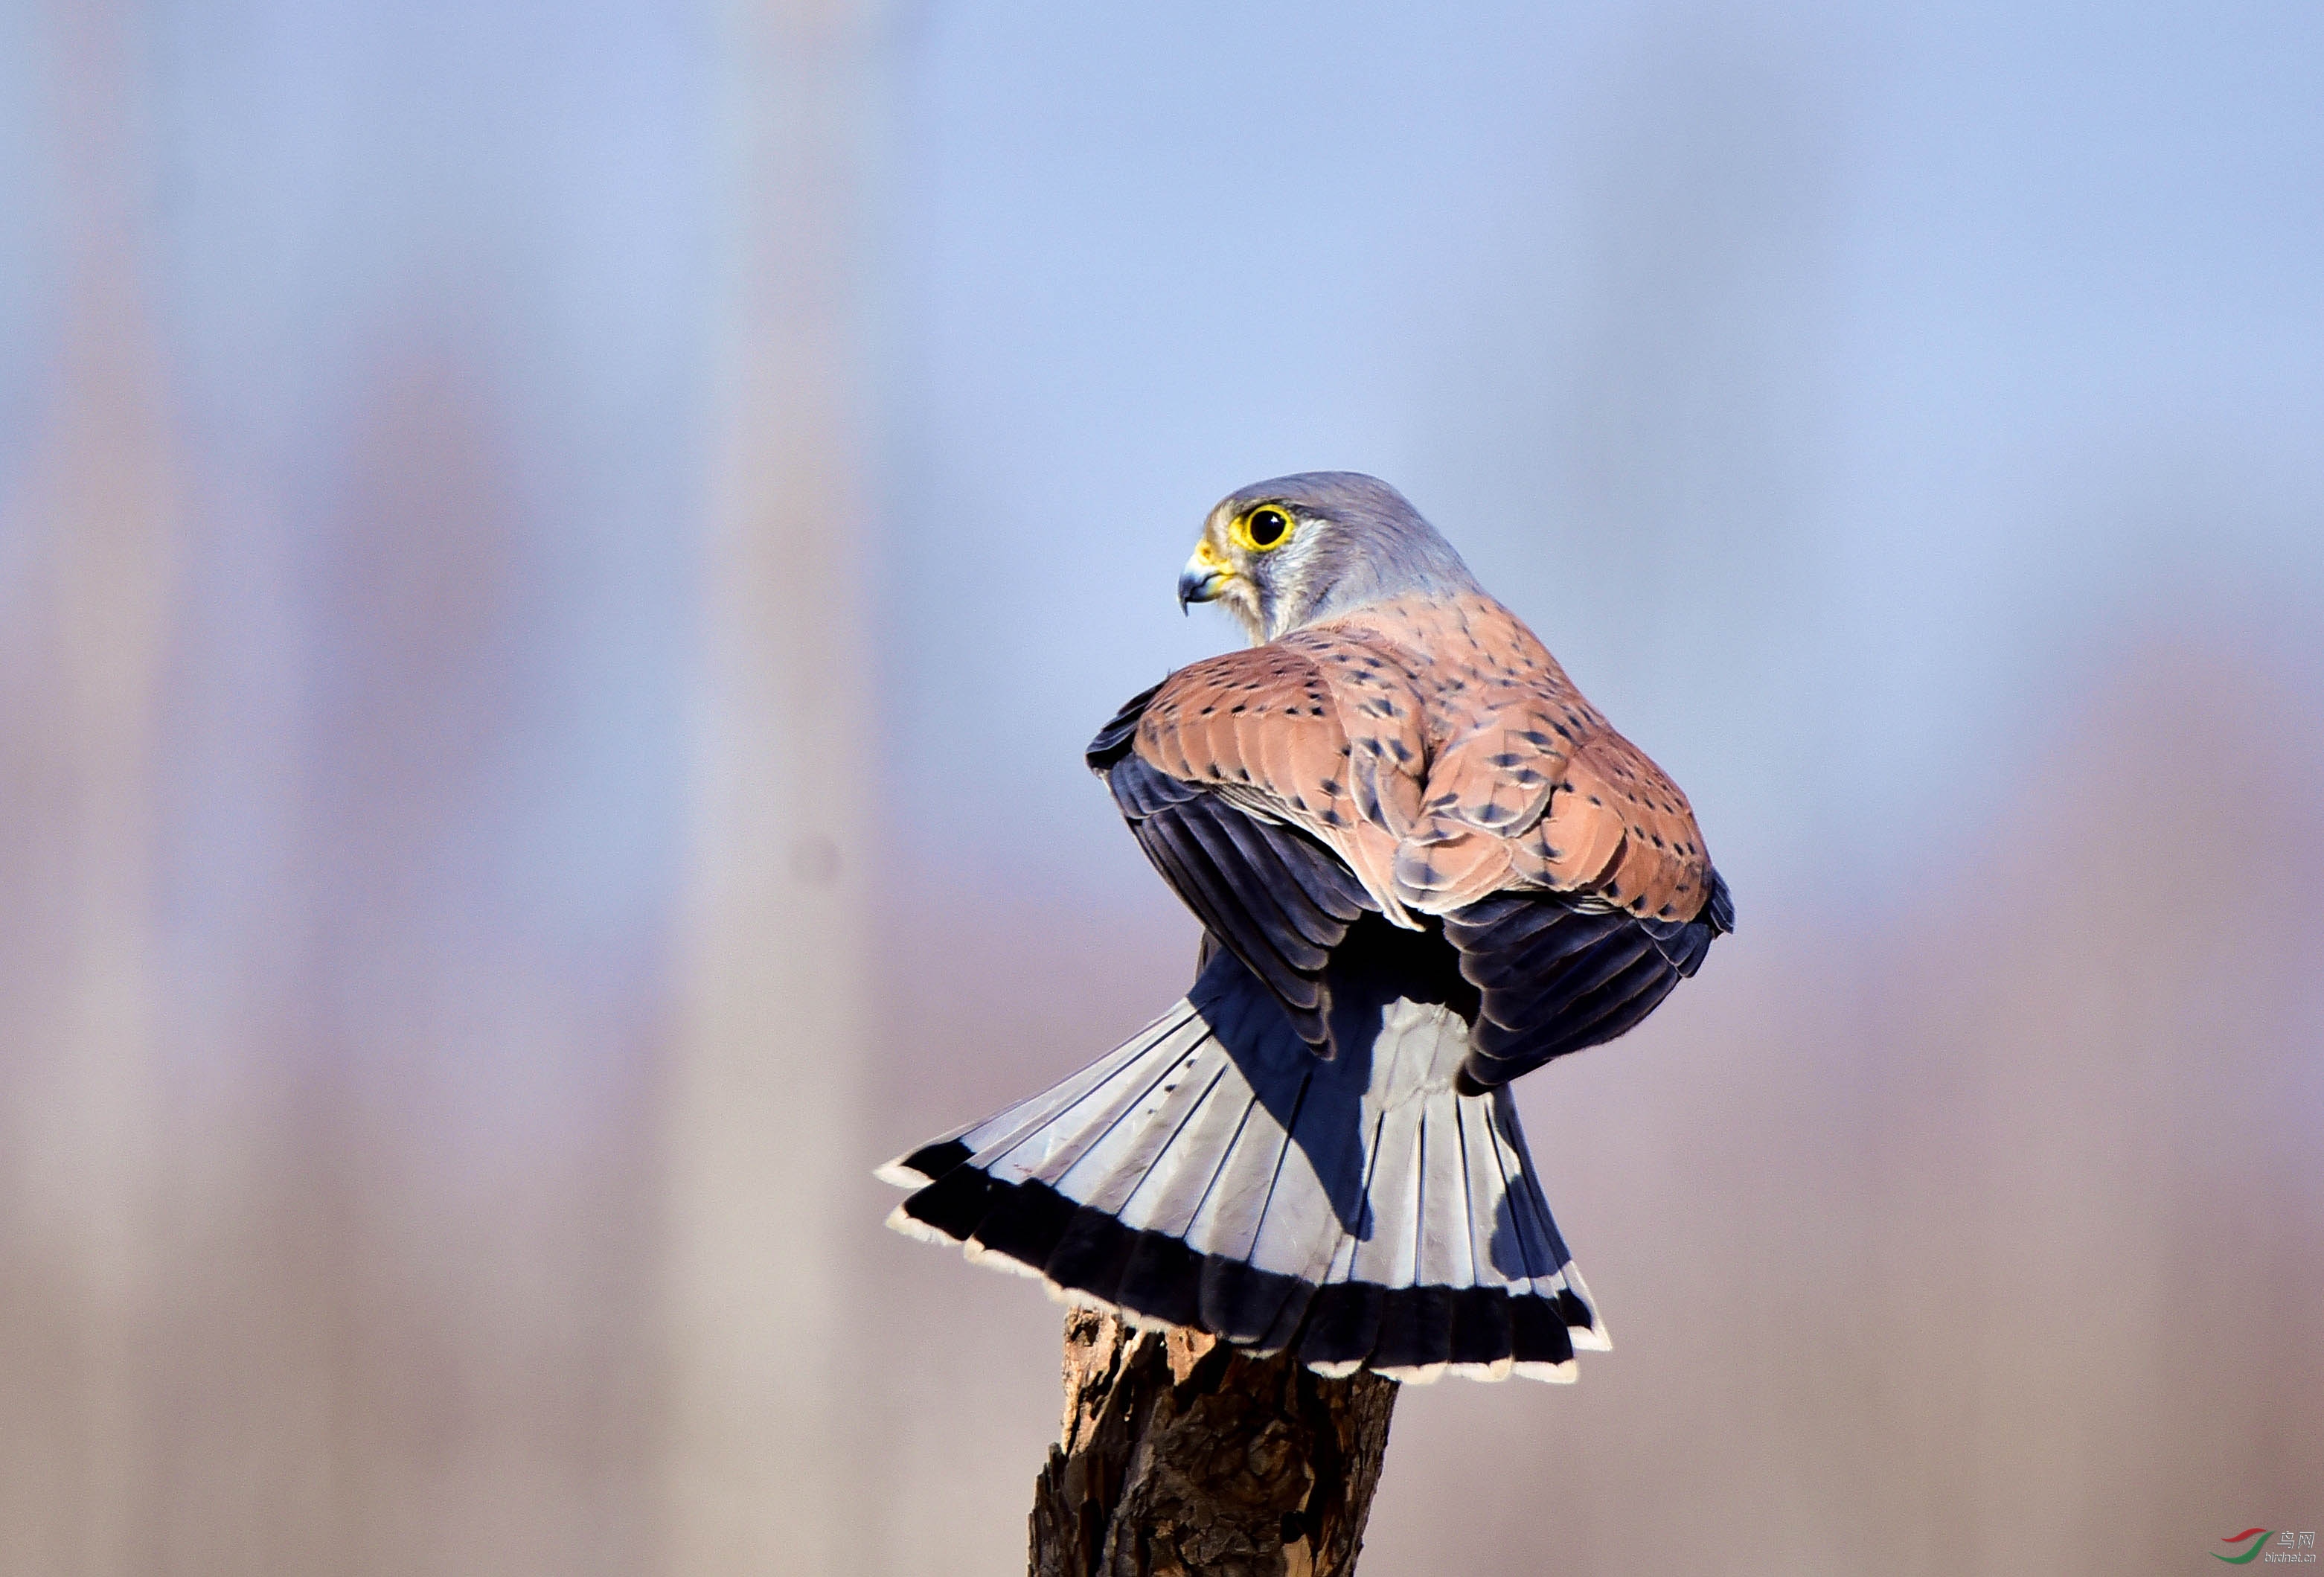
[1403,704,1719,920]
[1313,594,1731,1086]
[1349,594,1717,924]
[1444,874,1731,1089]
[1087,640,1424,1048]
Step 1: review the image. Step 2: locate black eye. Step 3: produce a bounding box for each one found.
[1246,507,1289,548]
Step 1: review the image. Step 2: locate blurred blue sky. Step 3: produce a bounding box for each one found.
[883,0,2324,916]
[8,0,2317,940]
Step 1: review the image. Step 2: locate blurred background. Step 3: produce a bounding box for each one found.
[3,0,2320,1573]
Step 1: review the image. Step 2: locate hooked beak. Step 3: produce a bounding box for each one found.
[1177,543,1233,612]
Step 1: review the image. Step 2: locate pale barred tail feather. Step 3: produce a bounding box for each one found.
[879,927,1606,1383]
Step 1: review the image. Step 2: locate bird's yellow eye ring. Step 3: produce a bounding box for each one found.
[1235,505,1293,552]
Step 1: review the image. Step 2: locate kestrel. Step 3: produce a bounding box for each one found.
[881,473,1732,1382]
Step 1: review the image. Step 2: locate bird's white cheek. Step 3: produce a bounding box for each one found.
[1227,583,1269,644]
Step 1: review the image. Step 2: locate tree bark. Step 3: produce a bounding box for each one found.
[1029,1309,1399,1577]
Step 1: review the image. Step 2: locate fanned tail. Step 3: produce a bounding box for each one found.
[880,930,1605,1384]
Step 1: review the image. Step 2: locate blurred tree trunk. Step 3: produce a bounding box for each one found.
[1031,1310,1398,1577]
[0,0,175,1571]
[657,1,885,1573]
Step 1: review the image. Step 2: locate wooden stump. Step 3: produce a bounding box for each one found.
[1029,1308,1399,1577]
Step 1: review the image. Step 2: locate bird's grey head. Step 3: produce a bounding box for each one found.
[1177,472,1482,643]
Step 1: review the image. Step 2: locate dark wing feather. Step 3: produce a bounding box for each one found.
[1093,715,1377,1051]
[1134,795,1324,1013]
[1445,878,1727,1089]
[1085,680,1163,772]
